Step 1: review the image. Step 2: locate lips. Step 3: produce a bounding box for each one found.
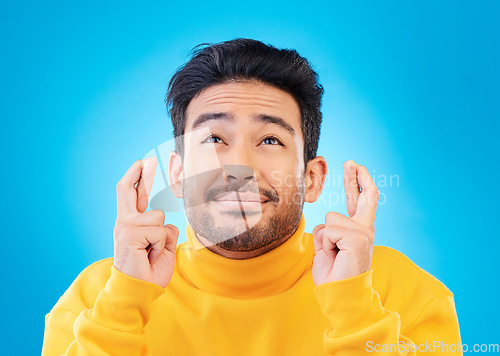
[213,192,269,203]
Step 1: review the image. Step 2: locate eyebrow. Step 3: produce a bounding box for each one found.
[191,112,296,135]
[254,114,296,135]
[191,112,234,130]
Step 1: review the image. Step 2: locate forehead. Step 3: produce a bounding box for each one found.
[184,81,302,132]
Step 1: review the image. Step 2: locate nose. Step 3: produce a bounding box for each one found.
[223,164,255,191]
[221,142,257,190]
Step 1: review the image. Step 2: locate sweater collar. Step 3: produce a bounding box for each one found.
[177,213,313,299]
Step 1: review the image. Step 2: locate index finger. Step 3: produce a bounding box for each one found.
[352,164,380,229]
[116,158,156,219]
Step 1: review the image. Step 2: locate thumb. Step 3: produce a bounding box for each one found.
[312,224,325,251]
[164,224,179,253]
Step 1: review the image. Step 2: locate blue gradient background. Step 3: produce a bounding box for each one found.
[1,1,499,353]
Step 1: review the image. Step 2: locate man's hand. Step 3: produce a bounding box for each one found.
[113,157,179,288]
[312,160,380,285]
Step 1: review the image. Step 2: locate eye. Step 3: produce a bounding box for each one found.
[201,134,223,144]
[261,136,284,146]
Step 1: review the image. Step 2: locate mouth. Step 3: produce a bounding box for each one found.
[214,191,269,205]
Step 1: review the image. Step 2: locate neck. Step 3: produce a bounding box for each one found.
[177,213,314,299]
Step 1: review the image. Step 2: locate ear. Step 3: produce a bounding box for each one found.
[304,156,327,203]
[169,151,184,199]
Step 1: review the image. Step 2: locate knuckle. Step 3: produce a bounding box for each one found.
[363,222,375,233]
[114,220,126,233]
[116,181,125,192]
[162,225,170,234]
[353,232,368,247]
[160,228,169,243]
[167,224,179,236]
[312,224,324,235]
[323,225,334,235]
[366,187,380,204]
[122,226,136,240]
[154,227,166,241]
[358,164,367,172]
[155,209,166,222]
[362,226,375,242]
[325,211,338,224]
[115,224,134,243]
[113,224,122,239]
[352,233,363,246]
[367,230,375,243]
[347,179,358,189]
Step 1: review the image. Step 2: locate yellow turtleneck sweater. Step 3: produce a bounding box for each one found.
[42,214,461,355]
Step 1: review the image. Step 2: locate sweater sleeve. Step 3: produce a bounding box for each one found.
[313,270,462,355]
[42,266,165,356]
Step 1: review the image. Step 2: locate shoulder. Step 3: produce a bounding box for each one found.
[78,257,116,287]
[78,257,115,276]
[371,245,453,299]
[371,246,457,332]
[73,257,115,287]
[52,257,115,311]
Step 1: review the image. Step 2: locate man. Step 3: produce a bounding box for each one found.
[42,39,461,355]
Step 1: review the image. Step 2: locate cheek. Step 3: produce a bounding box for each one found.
[184,143,223,177]
[271,177,304,207]
[182,152,225,202]
[266,168,303,195]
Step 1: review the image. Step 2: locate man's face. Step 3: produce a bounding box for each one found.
[180,80,306,253]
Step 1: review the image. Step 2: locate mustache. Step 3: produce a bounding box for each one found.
[205,181,279,203]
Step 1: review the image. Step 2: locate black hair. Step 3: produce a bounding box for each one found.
[165,38,324,167]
